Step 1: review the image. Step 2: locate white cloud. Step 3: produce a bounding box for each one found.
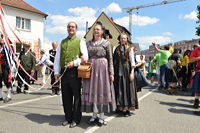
[77,31,86,39]
[114,14,160,27]
[43,37,53,44]
[102,3,122,13]
[140,44,147,48]
[179,11,198,20]
[68,7,96,17]
[162,32,173,36]
[45,7,97,34]
[135,36,172,44]
[46,26,67,34]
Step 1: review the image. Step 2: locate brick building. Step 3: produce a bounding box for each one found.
[140,39,200,62]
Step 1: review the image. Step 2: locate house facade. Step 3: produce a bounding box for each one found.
[0,0,48,58]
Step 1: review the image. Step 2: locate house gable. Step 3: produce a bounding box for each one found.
[84,12,121,48]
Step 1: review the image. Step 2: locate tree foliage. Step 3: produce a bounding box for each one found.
[196,5,200,36]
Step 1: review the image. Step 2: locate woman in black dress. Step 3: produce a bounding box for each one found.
[113,33,138,117]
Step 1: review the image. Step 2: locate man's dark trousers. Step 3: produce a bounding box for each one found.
[61,67,82,124]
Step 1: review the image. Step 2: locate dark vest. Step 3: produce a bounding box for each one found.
[49,49,56,63]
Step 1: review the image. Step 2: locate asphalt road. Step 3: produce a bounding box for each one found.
[0,77,200,133]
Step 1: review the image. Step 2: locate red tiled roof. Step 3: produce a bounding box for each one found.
[0,0,48,18]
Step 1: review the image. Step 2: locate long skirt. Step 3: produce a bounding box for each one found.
[81,57,116,113]
[114,62,139,111]
[192,72,200,93]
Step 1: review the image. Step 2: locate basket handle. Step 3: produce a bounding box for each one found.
[81,62,92,66]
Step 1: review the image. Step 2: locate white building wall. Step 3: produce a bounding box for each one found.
[2,5,45,45]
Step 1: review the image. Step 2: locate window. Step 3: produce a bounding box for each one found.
[16,42,22,53]
[16,17,31,30]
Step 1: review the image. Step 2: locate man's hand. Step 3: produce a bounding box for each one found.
[55,74,60,81]
[66,61,74,68]
[152,42,156,45]
[81,55,87,64]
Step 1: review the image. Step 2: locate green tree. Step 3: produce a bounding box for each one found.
[196,5,200,36]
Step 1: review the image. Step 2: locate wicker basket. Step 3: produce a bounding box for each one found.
[78,62,92,78]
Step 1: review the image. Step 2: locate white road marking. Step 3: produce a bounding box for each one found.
[0,95,57,108]
[84,88,158,133]
[0,87,158,133]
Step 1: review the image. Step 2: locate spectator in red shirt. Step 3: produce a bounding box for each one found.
[190,40,200,115]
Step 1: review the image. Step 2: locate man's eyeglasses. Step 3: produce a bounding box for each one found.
[67,26,75,28]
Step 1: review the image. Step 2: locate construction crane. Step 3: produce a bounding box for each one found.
[124,0,186,34]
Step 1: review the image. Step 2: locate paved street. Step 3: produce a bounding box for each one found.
[0,77,200,133]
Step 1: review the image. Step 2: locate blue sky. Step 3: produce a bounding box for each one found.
[24,0,200,50]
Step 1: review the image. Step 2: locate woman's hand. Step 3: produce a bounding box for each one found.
[110,75,114,82]
[130,73,134,81]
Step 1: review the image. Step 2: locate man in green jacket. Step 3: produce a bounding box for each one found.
[17,43,36,94]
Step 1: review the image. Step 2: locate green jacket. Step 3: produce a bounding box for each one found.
[19,50,36,71]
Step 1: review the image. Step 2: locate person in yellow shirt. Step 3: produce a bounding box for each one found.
[169,44,174,54]
[181,50,191,91]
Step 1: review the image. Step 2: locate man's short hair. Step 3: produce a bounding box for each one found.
[52,41,58,45]
[174,48,179,53]
[193,44,199,49]
[178,48,182,53]
[68,22,78,29]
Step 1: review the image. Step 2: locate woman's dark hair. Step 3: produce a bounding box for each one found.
[117,33,129,45]
[183,50,191,57]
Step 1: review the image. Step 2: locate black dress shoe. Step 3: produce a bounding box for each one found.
[3,97,12,103]
[114,109,123,114]
[62,120,71,126]
[69,121,77,128]
[88,117,97,125]
[56,90,60,95]
[0,97,3,101]
[17,89,22,93]
[124,110,131,117]
[51,91,55,96]
[182,88,188,91]
[97,118,104,127]
[24,91,29,94]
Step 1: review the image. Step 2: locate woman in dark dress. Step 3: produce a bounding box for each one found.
[113,33,138,117]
